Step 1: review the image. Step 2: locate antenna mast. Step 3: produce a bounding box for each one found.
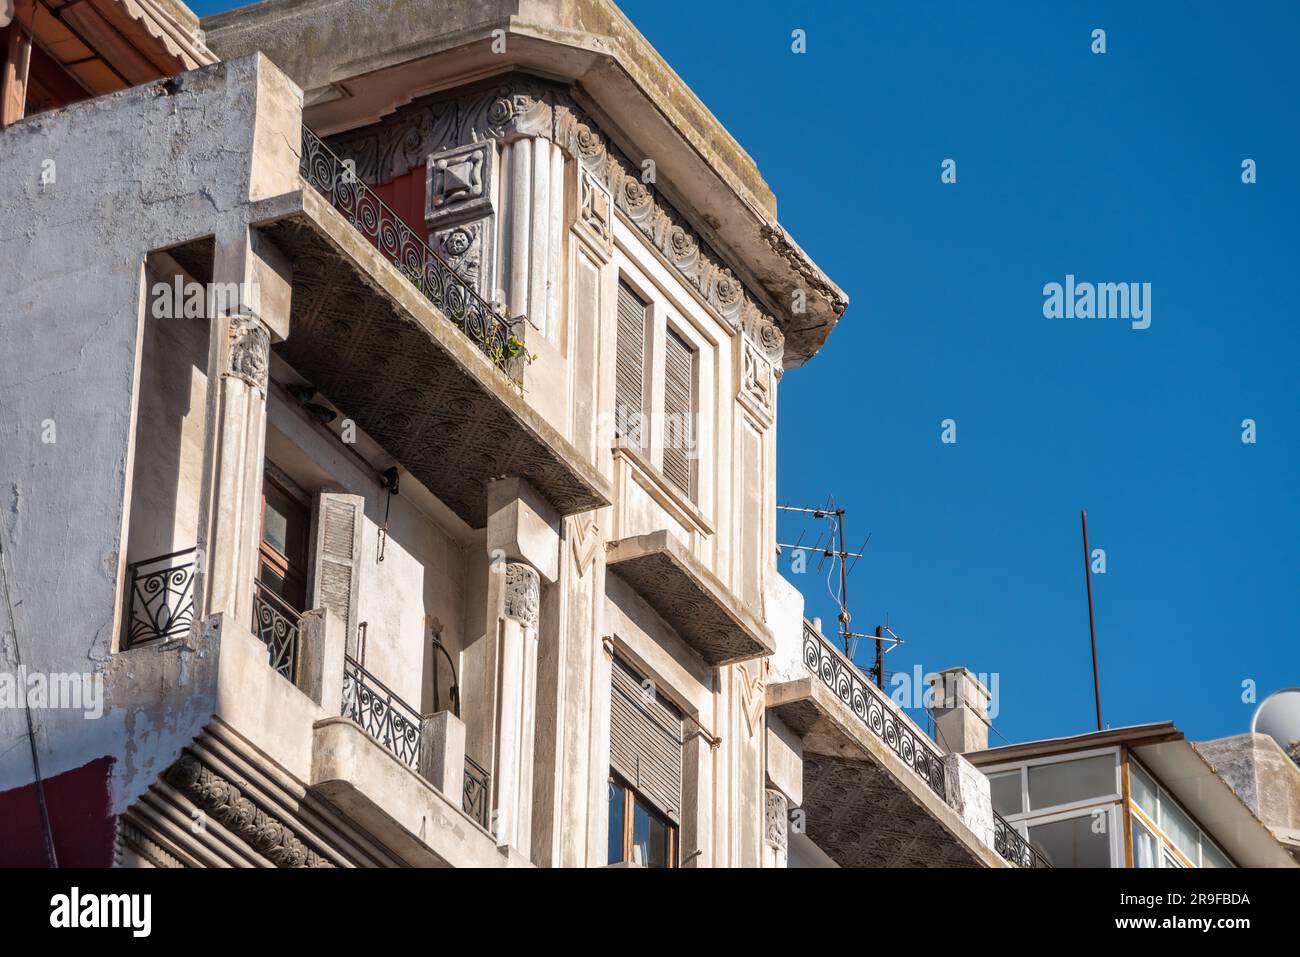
[1081,510,1103,731]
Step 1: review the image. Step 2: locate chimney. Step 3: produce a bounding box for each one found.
[928,667,991,754]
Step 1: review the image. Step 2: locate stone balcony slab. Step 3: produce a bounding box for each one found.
[246,186,612,529]
[605,530,774,666]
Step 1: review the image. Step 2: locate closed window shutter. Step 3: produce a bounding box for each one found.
[662,328,694,497]
[310,492,365,658]
[615,281,646,446]
[609,656,683,822]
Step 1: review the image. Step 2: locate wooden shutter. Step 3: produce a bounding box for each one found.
[609,656,683,821]
[662,327,694,497]
[615,281,646,446]
[310,492,364,658]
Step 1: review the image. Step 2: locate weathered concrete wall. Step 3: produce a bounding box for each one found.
[0,54,302,822]
[264,393,470,712]
[1197,733,1300,832]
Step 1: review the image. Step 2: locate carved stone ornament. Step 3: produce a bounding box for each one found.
[226,313,270,392]
[164,754,334,868]
[425,139,495,228]
[503,562,541,628]
[327,75,785,344]
[765,789,789,852]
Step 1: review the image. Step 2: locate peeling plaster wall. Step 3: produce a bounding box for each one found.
[0,56,302,803]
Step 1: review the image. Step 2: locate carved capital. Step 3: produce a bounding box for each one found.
[225,313,270,392]
[503,562,540,629]
[765,789,789,851]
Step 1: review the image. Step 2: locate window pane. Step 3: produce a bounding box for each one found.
[631,800,651,867]
[1027,812,1113,868]
[989,771,1023,817]
[264,503,290,554]
[1201,839,1231,869]
[1027,754,1117,810]
[1159,797,1200,863]
[607,778,625,865]
[646,810,671,868]
[1130,762,1158,819]
[1132,816,1159,868]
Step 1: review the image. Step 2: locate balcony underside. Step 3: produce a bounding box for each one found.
[247,187,611,529]
[606,531,775,666]
[769,676,1000,868]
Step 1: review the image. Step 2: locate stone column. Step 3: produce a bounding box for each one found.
[196,228,292,628]
[494,561,540,850]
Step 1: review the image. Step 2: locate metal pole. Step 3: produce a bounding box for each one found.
[1081,510,1102,731]
[873,625,885,690]
[836,510,850,656]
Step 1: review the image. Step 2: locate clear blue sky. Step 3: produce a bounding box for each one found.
[196,0,1297,745]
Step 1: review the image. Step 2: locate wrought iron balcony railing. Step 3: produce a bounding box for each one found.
[252,581,302,682]
[802,622,948,800]
[341,654,423,769]
[993,811,1054,868]
[298,126,519,373]
[123,548,198,648]
[463,755,491,831]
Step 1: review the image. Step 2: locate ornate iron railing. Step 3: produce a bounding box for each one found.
[252,581,302,681]
[993,811,1054,868]
[341,654,423,769]
[298,126,519,372]
[123,548,198,648]
[463,756,492,830]
[802,622,948,800]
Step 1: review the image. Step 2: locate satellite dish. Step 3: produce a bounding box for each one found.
[1252,688,1300,762]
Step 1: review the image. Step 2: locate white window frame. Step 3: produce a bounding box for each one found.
[611,242,718,514]
[983,746,1123,822]
[1127,756,1234,868]
[1017,803,1125,869]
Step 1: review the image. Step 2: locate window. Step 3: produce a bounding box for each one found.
[259,469,310,612]
[614,280,647,446]
[612,274,705,503]
[608,656,683,867]
[1026,809,1114,868]
[1132,816,1160,868]
[989,770,1023,817]
[661,327,696,497]
[1027,753,1117,811]
[1127,757,1234,868]
[608,774,676,867]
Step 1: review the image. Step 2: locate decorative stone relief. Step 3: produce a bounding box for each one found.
[577,166,613,251]
[164,754,334,868]
[426,140,495,227]
[503,562,541,628]
[765,789,789,851]
[431,221,487,291]
[738,662,766,737]
[327,75,785,346]
[738,312,785,419]
[226,314,270,392]
[570,516,600,577]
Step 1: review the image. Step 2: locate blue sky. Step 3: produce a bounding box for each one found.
[196,1,1297,745]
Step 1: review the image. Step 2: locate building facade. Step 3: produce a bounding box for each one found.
[6,0,1285,872]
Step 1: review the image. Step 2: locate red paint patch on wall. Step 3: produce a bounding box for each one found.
[372,165,428,237]
[0,755,116,867]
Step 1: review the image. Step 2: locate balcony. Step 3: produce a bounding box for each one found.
[231,126,612,530]
[122,548,199,648]
[767,621,1002,867]
[341,653,492,830]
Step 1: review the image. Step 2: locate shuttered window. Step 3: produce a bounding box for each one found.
[310,492,365,658]
[609,656,683,822]
[662,327,695,497]
[615,281,646,446]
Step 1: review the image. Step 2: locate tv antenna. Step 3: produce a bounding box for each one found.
[777,497,902,687]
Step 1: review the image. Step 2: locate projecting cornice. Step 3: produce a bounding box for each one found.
[202,0,848,366]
